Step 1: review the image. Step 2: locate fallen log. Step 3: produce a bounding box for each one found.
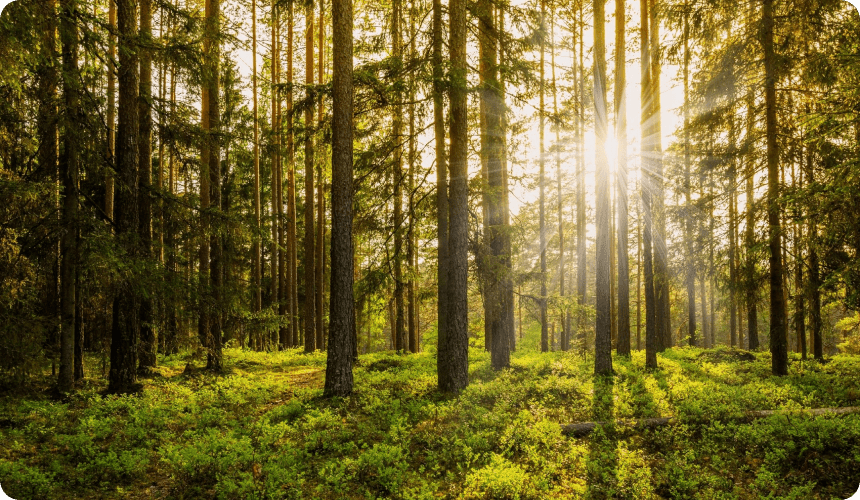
[562,406,860,437]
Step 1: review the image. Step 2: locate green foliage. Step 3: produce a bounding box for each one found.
[2,340,860,498]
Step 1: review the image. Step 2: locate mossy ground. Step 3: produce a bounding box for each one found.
[2,324,860,499]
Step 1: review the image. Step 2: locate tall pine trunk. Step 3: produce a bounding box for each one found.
[478,0,510,369]
[594,0,612,375]
[649,0,670,351]
[433,0,449,380]
[304,1,317,352]
[576,3,587,351]
[538,0,548,353]
[640,0,657,369]
[59,0,80,392]
[615,0,630,355]
[763,0,787,374]
[440,0,469,393]
[324,0,355,397]
[139,0,156,370]
[206,0,223,371]
[682,4,696,347]
[109,0,140,393]
[393,0,406,353]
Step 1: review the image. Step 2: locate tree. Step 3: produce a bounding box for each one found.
[324,0,355,397]
[640,0,657,369]
[433,0,450,384]
[538,0,548,353]
[252,0,261,348]
[304,0,317,353]
[138,0,156,371]
[763,0,787,375]
[393,0,406,353]
[682,0,695,348]
[109,0,140,393]
[439,0,469,393]
[59,0,80,393]
[206,0,223,371]
[478,0,510,370]
[594,0,612,376]
[615,0,630,356]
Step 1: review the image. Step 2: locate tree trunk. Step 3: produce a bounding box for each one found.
[304,1,317,352]
[288,2,298,348]
[682,4,695,347]
[793,159,805,359]
[539,0,548,353]
[649,0,670,352]
[109,0,140,393]
[392,0,406,353]
[763,0,788,374]
[478,0,510,370]
[324,0,355,397]
[59,0,79,392]
[408,0,418,354]
[745,94,758,350]
[252,0,262,349]
[806,139,822,361]
[316,2,326,351]
[433,0,449,383]
[594,0,612,375]
[640,0,657,369]
[440,0,469,392]
[576,3,587,351]
[139,0,157,371]
[615,0,630,356]
[206,0,223,371]
[106,0,116,221]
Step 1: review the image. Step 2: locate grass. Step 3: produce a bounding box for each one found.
[1,323,860,499]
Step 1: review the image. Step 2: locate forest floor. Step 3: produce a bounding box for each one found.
[2,324,860,499]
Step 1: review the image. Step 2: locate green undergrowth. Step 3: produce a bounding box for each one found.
[2,326,860,499]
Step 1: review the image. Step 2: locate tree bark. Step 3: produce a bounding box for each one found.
[433,0,449,383]
[615,0,630,356]
[109,0,140,393]
[649,0,670,352]
[594,0,612,375]
[138,0,157,371]
[408,0,419,354]
[59,0,79,392]
[440,0,469,393]
[576,3,587,351]
[288,2,298,348]
[478,0,510,370]
[745,95,758,350]
[683,4,696,347]
[252,0,261,348]
[324,0,355,397]
[640,0,657,369]
[206,0,223,371]
[539,0,548,353]
[763,0,787,374]
[304,1,317,352]
[393,0,406,353]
